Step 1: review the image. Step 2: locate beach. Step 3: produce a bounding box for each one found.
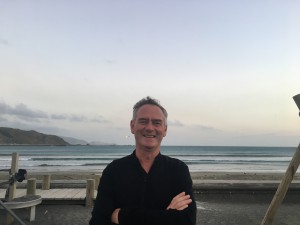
[2,170,300,181]
[1,171,300,224]
[2,200,300,225]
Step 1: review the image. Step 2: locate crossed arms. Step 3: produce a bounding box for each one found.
[111,191,193,224]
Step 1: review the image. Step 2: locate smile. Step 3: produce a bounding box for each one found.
[143,135,156,138]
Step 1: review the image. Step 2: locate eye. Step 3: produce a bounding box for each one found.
[153,120,162,125]
[138,119,147,125]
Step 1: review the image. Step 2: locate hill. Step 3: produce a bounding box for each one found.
[0,127,70,145]
[60,136,89,145]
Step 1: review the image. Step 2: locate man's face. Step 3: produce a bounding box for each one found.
[130,104,167,152]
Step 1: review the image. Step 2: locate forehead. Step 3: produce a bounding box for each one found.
[136,104,165,119]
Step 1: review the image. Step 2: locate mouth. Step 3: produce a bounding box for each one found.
[143,135,156,138]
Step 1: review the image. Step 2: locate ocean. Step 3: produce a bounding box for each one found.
[0,145,297,173]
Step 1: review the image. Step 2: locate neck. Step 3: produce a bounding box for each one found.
[135,148,160,173]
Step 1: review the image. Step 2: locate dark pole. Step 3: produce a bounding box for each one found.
[261,93,300,225]
[293,94,300,116]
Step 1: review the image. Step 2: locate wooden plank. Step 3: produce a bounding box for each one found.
[72,189,86,200]
[37,189,62,199]
[1,188,98,201]
[55,189,75,200]
[15,189,26,198]
[67,189,83,199]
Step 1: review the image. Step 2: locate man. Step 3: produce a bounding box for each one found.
[90,96,196,225]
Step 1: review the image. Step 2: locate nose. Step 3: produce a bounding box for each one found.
[144,122,154,131]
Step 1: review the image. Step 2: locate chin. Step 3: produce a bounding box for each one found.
[141,144,157,151]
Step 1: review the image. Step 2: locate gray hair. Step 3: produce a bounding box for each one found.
[132,96,168,124]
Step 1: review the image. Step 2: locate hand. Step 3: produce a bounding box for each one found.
[111,208,120,224]
[167,192,192,210]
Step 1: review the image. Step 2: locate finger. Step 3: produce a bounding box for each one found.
[167,192,191,210]
[172,192,185,200]
[174,198,192,209]
[167,193,186,209]
[173,194,190,204]
[178,204,189,210]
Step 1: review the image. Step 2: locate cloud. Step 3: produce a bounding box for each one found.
[0,102,47,119]
[0,102,108,124]
[51,113,109,123]
[51,114,68,120]
[0,119,67,135]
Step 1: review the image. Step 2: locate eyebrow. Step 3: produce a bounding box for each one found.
[137,118,163,122]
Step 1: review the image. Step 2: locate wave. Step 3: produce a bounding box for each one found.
[37,162,112,167]
[31,157,118,161]
[184,160,288,165]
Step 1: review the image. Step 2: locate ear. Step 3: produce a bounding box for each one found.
[130,120,135,134]
[163,125,167,137]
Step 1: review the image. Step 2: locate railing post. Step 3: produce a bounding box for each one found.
[86,179,95,208]
[27,178,36,195]
[42,175,51,190]
[94,174,101,190]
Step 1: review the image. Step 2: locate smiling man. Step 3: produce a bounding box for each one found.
[90,96,196,225]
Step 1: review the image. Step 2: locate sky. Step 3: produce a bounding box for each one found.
[0,1,300,146]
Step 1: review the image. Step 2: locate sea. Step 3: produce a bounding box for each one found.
[0,145,298,173]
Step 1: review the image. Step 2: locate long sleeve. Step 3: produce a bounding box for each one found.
[118,163,196,225]
[89,152,197,225]
[89,164,116,225]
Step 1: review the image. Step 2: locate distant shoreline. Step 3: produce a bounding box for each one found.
[0,144,117,146]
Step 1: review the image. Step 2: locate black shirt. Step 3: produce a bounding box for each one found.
[90,150,196,225]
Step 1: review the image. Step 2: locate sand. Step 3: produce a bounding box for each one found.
[1,195,300,225]
[2,170,300,181]
[1,171,300,224]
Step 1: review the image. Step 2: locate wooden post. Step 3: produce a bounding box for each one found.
[29,205,36,222]
[6,152,19,225]
[8,152,19,200]
[42,175,51,190]
[27,178,36,195]
[86,179,95,208]
[94,174,101,190]
[27,178,37,222]
[261,144,300,225]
